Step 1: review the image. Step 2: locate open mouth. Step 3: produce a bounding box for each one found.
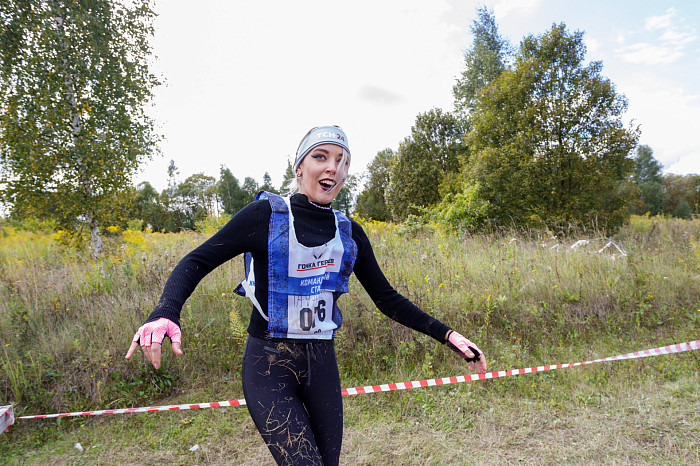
[319,179,336,192]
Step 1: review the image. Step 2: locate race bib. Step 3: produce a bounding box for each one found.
[286,291,336,336]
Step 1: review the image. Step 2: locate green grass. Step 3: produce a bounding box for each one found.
[1,215,699,464]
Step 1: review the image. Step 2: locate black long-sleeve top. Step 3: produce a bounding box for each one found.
[146,193,451,343]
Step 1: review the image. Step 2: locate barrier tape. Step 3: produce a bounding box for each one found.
[342,340,698,396]
[14,340,699,422]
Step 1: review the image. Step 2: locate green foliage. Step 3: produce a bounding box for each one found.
[395,213,426,237]
[385,138,440,220]
[465,24,639,232]
[385,109,465,221]
[128,163,306,233]
[673,199,692,219]
[151,165,220,232]
[664,173,699,217]
[633,145,663,185]
[634,181,666,216]
[218,166,247,215]
[0,0,160,257]
[228,304,248,348]
[355,148,394,221]
[411,108,464,174]
[260,171,278,194]
[126,219,144,231]
[127,181,165,231]
[194,214,231,234]
[331,174,358,216]
[425,182,488,231]
[241,176,259,204]
[0,216,58,233]
[631,145,666,216]
[172,173,217,230]
[279,159,295,196]
[453,6,511,118]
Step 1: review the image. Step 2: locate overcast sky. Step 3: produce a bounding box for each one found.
[136,0,700,191]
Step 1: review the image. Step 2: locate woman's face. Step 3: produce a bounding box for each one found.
[297,143,348,205]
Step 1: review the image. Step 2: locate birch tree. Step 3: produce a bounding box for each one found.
[0,0,160,258]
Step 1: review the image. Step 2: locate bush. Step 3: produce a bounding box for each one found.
[426,182,488,232]
[194,214,232,234]
[674,199,692,219]
[0,217,58,234]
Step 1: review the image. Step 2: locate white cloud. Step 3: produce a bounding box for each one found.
[358,86,405,106]
[492,0,544,18]
[644,8,676,31]
[620,77,700,175]
[659,29,696,46]
[617,42,684,65]
[618,7,697,65]
[616,8,697,65]
[666,154,700,175]
[138,0,469,190]
[133,0,700,191]
[584,37,603,58]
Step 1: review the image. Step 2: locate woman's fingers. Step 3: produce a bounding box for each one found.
[125,340,139,359]
[144,342,163,369]
[446,330,488,374]
[475,355,488,374]
[125,320,183,370]
[125,318,182,368]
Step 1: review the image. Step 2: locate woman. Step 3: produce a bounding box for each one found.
[125,125,487,465]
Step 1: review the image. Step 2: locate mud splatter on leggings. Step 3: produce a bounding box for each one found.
[242,336,342,465]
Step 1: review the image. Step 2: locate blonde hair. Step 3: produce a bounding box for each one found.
[289,147,350,196]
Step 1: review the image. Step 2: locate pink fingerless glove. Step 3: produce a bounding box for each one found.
[446,330,482,362]
[133,318,181,347]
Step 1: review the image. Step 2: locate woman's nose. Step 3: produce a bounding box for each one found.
[325,160,338,173]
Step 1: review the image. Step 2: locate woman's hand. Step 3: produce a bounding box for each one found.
[446,330,487,374]
[125,317,183,369]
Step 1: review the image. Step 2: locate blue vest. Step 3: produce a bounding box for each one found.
[234,191,357,339]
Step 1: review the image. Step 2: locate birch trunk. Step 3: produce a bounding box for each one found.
[54,5,102,260]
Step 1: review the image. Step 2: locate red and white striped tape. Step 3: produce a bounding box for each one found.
[18,399,247,420]
[342,340,698,396]
[15,340,699,421]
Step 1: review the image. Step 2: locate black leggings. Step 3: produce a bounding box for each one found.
[242,336,343,465]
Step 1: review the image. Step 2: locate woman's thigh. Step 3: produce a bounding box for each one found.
[302,340,343,465]
[243,336,343,465]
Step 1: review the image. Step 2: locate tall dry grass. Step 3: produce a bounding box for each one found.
[0,222,246,414]
[0,215,698,464]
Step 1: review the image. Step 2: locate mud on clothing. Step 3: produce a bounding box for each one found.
[242,336,342,465]
[144,192,453,465]
[233,192,357,339]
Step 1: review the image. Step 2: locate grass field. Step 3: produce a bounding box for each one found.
[1,215,698,464]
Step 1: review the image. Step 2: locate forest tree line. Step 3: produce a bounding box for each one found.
[126,159,356,233]
[1,3,698,257]
[352,10,699,231]
[122,141,698,235]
